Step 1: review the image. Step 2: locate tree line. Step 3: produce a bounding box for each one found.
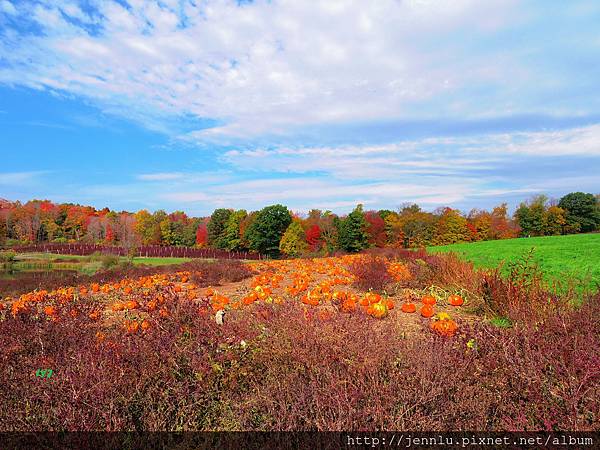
[0,191,598,257]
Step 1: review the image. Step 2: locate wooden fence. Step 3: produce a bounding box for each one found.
[10,243,264,260]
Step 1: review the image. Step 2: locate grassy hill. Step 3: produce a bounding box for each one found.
[429,233,600,294]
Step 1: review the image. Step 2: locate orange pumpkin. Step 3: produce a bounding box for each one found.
[370,301,388,319]
[401,302,416,313]
[126,300,139,310]
[44,305,57,316]
[431,319,458,337]
[128,321,139,334]
[448,294,464,306]
[141,319,151,331]
[111,302,125,312]
[386,299,395,310]
[341,299,356,312]
[420,304,435,318]
[91,283,100,293]
[422,294,436,305]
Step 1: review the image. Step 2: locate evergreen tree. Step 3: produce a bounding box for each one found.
[207,208,232,248]
[338,204,369,252]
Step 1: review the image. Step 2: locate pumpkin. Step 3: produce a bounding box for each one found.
[112,302,125,312]
[44,305,57,316]
[386,299,395,310]
[141,319,151,330]
[448,294,464,306]
[420,304,435,318]
[401,302,416,313]
[370,301,388,319]
[126,300,139,310]
[341,299,356,312]
[91,283,100,293]
[422,294,436,305]
[430,319,458,337]
[128,321,140,334]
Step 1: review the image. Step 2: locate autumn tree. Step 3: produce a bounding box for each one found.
[365,210,387,247]
[434,207,469,245]
[279,219,308,257]
[134,210,157,245]
[305,224,322,251]
[398,204,436,248]
[545,205,566,235]
[195,221,208,247]
[221,209,248,251]
[489,203,518,239]
[383,211,404,247]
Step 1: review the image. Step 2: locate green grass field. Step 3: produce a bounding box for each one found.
[2,253,192,276]
[429,233,600,294]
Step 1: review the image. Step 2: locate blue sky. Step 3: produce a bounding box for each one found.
[1,0,599,217]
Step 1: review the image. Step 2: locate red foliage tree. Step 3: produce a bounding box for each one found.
[365,211,386,247]
[105,224,114,244]
[305,224,322,251]
[196,222,208,247]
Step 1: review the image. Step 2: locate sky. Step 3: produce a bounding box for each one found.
[0,0,599,217]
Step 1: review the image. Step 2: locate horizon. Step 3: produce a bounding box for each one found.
[0,192,588,219]
[1,1,600,216]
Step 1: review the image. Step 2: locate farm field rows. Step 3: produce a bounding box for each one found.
[429,233,600,293]
[1,249,598,431]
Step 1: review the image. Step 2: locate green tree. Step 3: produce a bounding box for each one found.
[244,204,292,257]
[182,218,202,247]
[207,208,232,248]
[515,195,547,237]
[279,219,308,257]
[222,209,247,251]
[337,204,369,252]
[558,192,600,233]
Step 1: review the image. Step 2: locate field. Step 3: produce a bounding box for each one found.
[429,233,600,294]
[1,248,599,432]
[4,252,192,274]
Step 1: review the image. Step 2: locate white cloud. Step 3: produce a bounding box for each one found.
[0,0,525,140]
